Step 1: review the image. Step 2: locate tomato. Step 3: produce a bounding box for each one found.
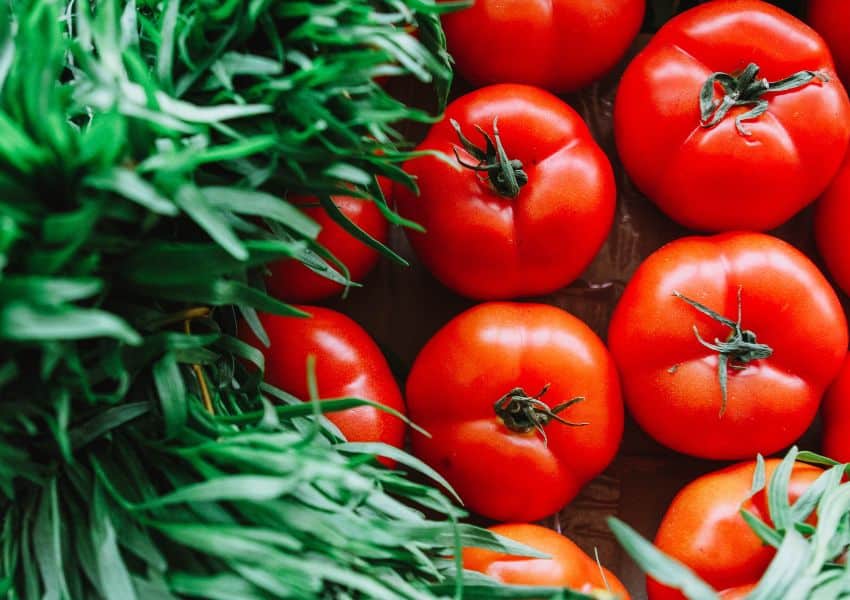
[822,353,850,463]
[394,84,616,300]
[406,302,623,521]
[815,151,850,296]
[240,306,405,455]
[608,232,847,459]
[442,0,645,93]
[808,0,850,85]
[464,524,630,599]
[615,0,850,232]
[265,181,390,303]
[647,459,822,600]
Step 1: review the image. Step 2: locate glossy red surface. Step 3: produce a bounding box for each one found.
[443,0,645,93]
[609,232,847,459]
[395,84,616,300]
[406,302,623,522]
[616,0,850,231]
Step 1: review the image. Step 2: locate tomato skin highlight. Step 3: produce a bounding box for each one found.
[241,307,406,455]
[395,84,616,300]
[464,524,630,598]
[266,181,390,303]
[442,0,645,93]
[615,0,850,232]
[406,302,623,522]
[647,460,822,600]
[822,353,850,463]
[815,152,850,297]
[807,0,850,85]
[608,232,847,460]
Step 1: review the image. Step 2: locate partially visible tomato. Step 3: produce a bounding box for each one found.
[442,0,645,93]
[406,302,623,522]
[266,180,390,303]
[395,84,616,300]
[647,460,822,600]
[608,232,848,460]
[615,0,850,231]
[815,151,850,296]
[464,524,630,599]
[823,353,850,463]
[240,306,405,455]
[807,0,850,85]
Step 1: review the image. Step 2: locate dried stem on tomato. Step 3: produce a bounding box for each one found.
[451,117,528,198]
[700,62,827,136]
[673,287,773,416]
[494,384,588,447]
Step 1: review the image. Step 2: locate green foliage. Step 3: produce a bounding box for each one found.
[0,1,598,598]
[611,448,850,599]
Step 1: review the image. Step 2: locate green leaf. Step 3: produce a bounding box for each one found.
[91,481,138,600]
[608,517,718,600]
[86,168,177,215]
[337,442,461,504]
[136,475,300,509]
[0,302,141,345]
[174,184,247,260]
[767,446,799,531]
[69,402,151,450]
[745,529,811,600]
[202,186,320,238]
[153,353,187,439]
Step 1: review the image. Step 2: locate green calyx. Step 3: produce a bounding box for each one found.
[450,117,528,198]
[700,62,828,136]
[673,287,773,416]
[494,384,588,447]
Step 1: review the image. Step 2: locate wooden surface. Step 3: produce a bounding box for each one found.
[325,37,834,598]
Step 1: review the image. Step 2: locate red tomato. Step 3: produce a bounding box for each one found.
[815,151,850,296]
[464,524,630,599]
[240,306,405,455]
[615,0,850,231]
[265,181,390,303]
[394,84,616,300]
[823,353,850,463]
[608,232,847,459]
[808,0,850,85]
[406,302,623,521]
[442,0,645,93]
[647,460,822,600]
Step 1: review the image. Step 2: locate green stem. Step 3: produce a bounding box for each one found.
[673,287,773,416]
[451,117,528,198]
[700,62,827,136]
[493,384,587,447]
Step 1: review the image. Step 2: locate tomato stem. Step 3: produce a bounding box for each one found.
[494,384,588,447]
[700,63,828,136]
[673,287,773,416]
[450,117,528,198]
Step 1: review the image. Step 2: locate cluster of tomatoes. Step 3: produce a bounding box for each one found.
[247,0,850,597]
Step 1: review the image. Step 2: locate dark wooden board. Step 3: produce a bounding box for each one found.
[324,33,840,598]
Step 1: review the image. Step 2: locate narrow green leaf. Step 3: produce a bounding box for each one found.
[608,517,718,600]
[153,353,187,439]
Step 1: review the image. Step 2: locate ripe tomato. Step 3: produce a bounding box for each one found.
[265,181,390,303]
[441,0,644,93]
[647,459,822,600]
[394,84,616,300]
[406,302,623,521]
[615,0,850,232]
[464,524,630,599]
[240,306,405,454]
[808,0,850,85]
[608,232,847,459]
[822,353,850,463]
[815,152,850,296]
